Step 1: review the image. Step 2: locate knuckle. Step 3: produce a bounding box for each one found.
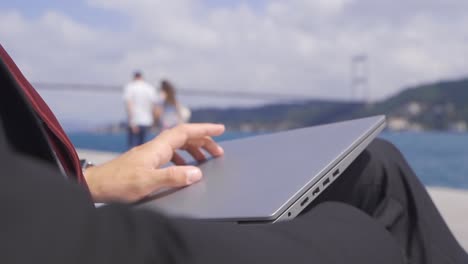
[165,167,185,186]
[164,166,177,183]
[160,129,171,138]
[153,150,164,165]
[178,123,188,130]
[174,125,186,135]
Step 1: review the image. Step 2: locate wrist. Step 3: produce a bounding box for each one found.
[83,165,106,202]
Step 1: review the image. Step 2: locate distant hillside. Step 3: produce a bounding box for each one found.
[90,77,468,133]
[358,78,468,130]
[191,100,363,131]
[191,78,468,131]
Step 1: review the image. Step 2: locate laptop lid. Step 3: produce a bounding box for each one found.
[139,116,386,221]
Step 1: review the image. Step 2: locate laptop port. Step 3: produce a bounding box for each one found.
[323,177,330,186]
[300,197,309,207]
[312,187,320,196]
[333,168,340,177]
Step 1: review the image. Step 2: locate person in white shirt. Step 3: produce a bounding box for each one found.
[123,71,159,148]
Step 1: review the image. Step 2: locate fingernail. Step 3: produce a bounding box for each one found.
[186,168,202,184]
[217,146,224,154]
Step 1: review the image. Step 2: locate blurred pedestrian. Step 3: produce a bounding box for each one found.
[123,71,159,148]
[157,80,191,129]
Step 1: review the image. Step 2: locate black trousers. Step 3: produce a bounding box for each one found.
[164,139,467,264]
[312,139,468,263]
[1,138,467,264]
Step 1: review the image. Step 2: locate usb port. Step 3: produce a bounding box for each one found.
[323,177,330,186]
[300,197,309,207]
[312,187,320,196]
[333,169,340,177]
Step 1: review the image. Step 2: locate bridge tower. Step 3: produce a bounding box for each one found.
[350,54,370,102]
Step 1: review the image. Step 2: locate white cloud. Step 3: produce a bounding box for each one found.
[1,0,468,124]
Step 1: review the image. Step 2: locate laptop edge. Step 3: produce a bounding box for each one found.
[269,117,386,223]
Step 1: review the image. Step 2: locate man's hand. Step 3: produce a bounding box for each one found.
[84,123,225,203]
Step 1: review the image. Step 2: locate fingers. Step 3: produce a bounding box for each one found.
[154,123,225,151]
[200,136,224,157]
[149,124,225,165]
[185,145,206,162]
[151,166,203,189]
[171,137,222,165]
[171,152,186,165]
[183,136,223,160]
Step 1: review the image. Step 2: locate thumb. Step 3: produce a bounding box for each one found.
[152,166,203,188]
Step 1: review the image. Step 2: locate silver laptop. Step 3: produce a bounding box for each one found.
[139,115,386,223]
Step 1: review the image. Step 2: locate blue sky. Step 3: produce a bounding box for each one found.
[1,0,468,128]
[0,0,268,28]
[0,0,128,28]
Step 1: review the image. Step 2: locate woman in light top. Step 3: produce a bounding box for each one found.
[157,80,191,129]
